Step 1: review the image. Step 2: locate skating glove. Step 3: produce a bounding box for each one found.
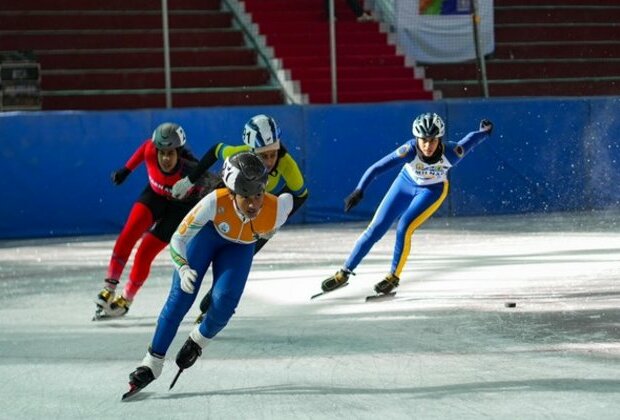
[172,176,195,200]
[111,167,131,185]
[344,189,363,212]
[480,119,493,135]
[254,228,278,241]
[179,265,198,294]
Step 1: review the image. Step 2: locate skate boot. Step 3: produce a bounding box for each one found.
[93,279,119,320]
[321,269,352,292]
[374,273,400,295]
[106,295,132,317]
[122,349,164,401]
[94,279,118,310]
[176,337,202,370]
[169,330,210,390]
[194,288,213,324]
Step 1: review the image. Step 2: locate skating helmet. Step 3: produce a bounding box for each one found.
[152,122,187,150]
[412,113,445,139]
[222,152,268,196]
[242,114,281,152]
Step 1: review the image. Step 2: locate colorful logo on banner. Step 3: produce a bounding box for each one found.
[420,0,472,15]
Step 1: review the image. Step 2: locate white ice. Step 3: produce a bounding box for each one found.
[0,212,619,419]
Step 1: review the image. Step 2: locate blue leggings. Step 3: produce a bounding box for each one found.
[150,224,254,356]
[345,170,448,277]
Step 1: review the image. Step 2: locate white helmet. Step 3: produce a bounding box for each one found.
[412,112,445,139]
[242,114,281,153]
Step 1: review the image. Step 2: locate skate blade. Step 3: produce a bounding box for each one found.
[169,368,184,390]
[92,307,107,321]
[365,291,397,302]
[310,282,349,299]
[121,383,145,401]
[121,383,148,402]
[92,310,125,321]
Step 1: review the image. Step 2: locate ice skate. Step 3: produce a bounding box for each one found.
[365,274,399,301]
[169,337,203,390]
[176,337,202,370]
[104,295,132,318]
[94,287,114,310]
[374,273,399,295]
[93,280,118,320]
[312,269,352,299]
[321,269,351,292]
[194,288,212,324]
[121,366,155,401]
[122,350,163,401]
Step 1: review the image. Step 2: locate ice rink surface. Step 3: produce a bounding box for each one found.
[0,211,619,419]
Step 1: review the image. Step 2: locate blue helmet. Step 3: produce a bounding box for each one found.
[152,122,186,150]
[242,114,281,152]
[412,113,445,139]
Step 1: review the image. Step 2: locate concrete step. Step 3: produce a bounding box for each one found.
[425,60,620,81]
[41,67,271,90]
[309,89,433,103]
[495,7,620,24]
[494,41,620,60]
[495,24,620,42]
[41,87,285,110]
[0,0,221,11]
[1,29,245,50]
[37,48,258,70]
[436,78,620,97]
[0,11,233,30]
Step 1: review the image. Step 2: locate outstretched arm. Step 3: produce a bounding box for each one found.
[187,144,219,183]
[110,140,149,185]
[344,144,411,212]
[450,119,494,160]
[355,147,409,192]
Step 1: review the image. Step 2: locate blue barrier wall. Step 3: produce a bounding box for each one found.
[1,97,619,239]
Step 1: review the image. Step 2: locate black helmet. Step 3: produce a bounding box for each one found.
[152,122,187,150]
[412,112,445,139]
[222,152,268,196]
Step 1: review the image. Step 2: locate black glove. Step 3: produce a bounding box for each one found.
[344,189,363,212]
[480,119,493,135]
[111,167,131,185]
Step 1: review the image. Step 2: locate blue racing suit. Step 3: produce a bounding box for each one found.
[344,129,490,277]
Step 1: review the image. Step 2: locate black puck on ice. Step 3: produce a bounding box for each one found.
[504,302,517,308]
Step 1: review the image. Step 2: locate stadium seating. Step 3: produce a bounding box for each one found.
[0,0,285,110]
[242,0,435,103]
[425,0,620,97]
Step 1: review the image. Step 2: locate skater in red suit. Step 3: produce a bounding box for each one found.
[93,122,220,319]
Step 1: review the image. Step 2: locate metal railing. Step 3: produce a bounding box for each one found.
[221,0,303,104]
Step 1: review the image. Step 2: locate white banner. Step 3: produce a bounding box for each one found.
[394,0,494,64]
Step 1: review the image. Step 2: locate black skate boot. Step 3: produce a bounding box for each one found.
[176,337,202,370]
[194,288,213,324]
[321,269,352,292]
[121,367,155,401]
[374,273,400,295]
[169,337,203,390]
[122,349,164,401]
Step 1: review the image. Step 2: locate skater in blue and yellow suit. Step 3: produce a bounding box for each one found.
[123,152,293,398]
[321,113,494,296]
